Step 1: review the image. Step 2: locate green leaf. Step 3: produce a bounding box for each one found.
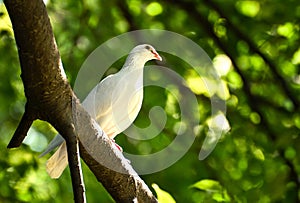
[152,183,176,203]
[191,179,222,192]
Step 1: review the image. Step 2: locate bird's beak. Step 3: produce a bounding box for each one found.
[153,51,162,61]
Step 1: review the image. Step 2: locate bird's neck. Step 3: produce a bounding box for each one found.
[122,53,147,71]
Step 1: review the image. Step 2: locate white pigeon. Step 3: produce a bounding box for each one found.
[41,44,162,178]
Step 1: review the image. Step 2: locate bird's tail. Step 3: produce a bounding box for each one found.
[46,141,68,179]
[39,134,65,157]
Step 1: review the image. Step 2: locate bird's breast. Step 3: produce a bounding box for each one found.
[98,70,144,137]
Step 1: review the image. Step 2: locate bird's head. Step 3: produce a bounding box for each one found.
[129,44,162,62]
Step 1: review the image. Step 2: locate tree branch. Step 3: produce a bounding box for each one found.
[67,134,86,203]
[7,103,35,148]
[66,98,86,203]
[116,1,138,31]
[71,98,158,203]
[4,0,157,202]
[4,0,86,202]
[204,0,299,109]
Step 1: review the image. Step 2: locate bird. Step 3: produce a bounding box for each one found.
[40,44,162,178]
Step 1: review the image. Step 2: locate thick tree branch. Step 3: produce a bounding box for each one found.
[71,95,158,203]
[4,0,157,202]
[4,0,86,202]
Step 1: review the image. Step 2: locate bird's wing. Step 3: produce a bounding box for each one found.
[82,74,115,120]
[39,75,116,157]
[96,69,144,137]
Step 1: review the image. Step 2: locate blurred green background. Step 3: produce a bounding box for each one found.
[0,0,300,202]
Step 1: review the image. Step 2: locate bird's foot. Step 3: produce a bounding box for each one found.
[110,139,123,152]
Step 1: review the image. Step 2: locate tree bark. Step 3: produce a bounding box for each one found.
[4,0,158,202]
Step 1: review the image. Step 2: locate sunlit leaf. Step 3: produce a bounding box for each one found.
[146,2,163,16]
[192,179,222,192]
[216,80,230,100]
[277,22,294,38]
[0,4,13,35]
[251,146,265,161]
[292,48,300,65]
[152,183,176,203]
[213,54,232,76]
[235,1,260,17]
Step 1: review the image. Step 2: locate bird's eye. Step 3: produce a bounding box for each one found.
[145,45,151,50]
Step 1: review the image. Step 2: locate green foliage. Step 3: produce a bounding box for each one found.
[191,179,231,202]
[0,0,299,202]
[152,183,176,203]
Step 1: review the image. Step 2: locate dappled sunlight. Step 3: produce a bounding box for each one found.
[235,1,260,17]
[1,0,299,202]
[146,2,163,17]
[213,54,232,76]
